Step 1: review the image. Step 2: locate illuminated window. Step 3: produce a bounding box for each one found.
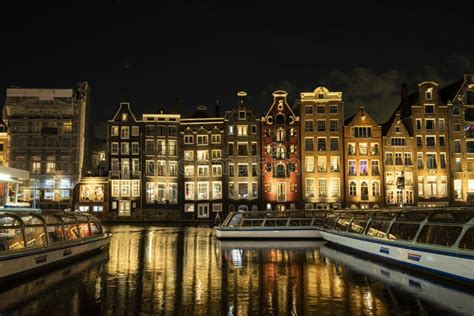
[238,183,249,199]
[169,140,177,156]
[132,126,139,136]
[197,150,209,161]
[318,179,327,198]
[185,204,195,213]
[131,142,139,155]
[121,142,129,155]
[120,180,130,197]
[111,126,119,136]
[212,182,222,199]
[305,157,314,173]
[237,125,248,136]
[330,157,339,172]
[111,142,119,155]
[198,165,209,177]
[62,121,72,134]
[121,113,128,121]
[198,182,209,200]
[317,156,327,173]
[121,126,130,139]
[211,150,221,159]
[184,150,194,160]
[118,200,131,217]
[305,178,315,198]
[131,180,140,197]
[197,204,210,218]
[372,181,380,196]
[212,164,222,176]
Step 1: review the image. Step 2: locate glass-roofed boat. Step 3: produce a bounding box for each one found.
[215,210,327,239]
[0,208,111,282]
[318,208,474,285]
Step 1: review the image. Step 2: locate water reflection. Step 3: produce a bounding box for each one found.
[1,225,473,315]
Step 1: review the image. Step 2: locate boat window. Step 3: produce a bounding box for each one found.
[312,218,326,227]
[366,220,390,238]
[42,214,62,225]
[459,227,474,250]
[90,222,102,235]
[228,213,243,228]
[417,225,462,247]
[387,223,420,241]
[335,217,351,232]
[429,212,474,224]
[24,226,47,247]
[47,225,66,242]
[64,224,80,240]
[289,219,312,227]
[0,216,24,251]
[373,212,396,221]
[78,222,91,238]
[349,219,368,234]
[61,215,77,224]
[324,215,338,230]
[20,215,44,226]
[241,219,263,227]
[397,212,428,222]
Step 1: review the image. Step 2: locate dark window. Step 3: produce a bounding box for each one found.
[455,140,462,153]
[425,105,434,114]
[304,105,313,114]
[366,220,390,238]
[228,143,234,156]
[426,136,435,147]
[146,125,154,136]
[387,223,420,241]
[417,225,462,247]
[305,120,313,132]
[251,125,257,134]
[466,91,474,105]
[416,120,422,130]
[317,106,325,114]
[329,105,338,114]
[466,108,474,121]
[275,164,286,177]
[317,138,326,151]
[330,138,339,151]
[416,136,422,147]
[324,216,338,229]
[251,143,257,155]
[425,120,435,130]
[275,114,285,125]
[467,141,474,153]
[459,227,474,250]
[439,136,445,147]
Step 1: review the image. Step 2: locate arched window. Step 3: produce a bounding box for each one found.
[266,145,271,154]
[276,129,285,142]
[290,145,295,154]
[276,114,285,125]
[361,181,368,199]
[349,181,357,196]
[276,164,286,178]
[290,203,296,210]
[290,128,295,136]
[251,205,258,211]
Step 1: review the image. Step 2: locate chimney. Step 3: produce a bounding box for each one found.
[401,83,408,104]
[215,99,220,117]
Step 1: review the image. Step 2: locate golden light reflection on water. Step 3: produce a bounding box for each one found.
[1,225,466,315]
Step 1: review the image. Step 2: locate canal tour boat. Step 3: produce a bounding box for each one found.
[318,208,474,285]
[0,208,111,282]
[215,210,326,239]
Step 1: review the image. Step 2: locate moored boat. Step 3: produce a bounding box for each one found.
[0,208,111,282]
[215,210,326,239]
[318,208,474,285]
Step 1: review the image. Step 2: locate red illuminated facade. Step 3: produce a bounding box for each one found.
[261,91,301,211]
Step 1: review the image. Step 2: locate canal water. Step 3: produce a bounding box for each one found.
[1,225,473,315]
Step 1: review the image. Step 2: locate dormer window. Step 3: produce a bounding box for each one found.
[425,88,433,100]
[122,113,128,121]
[395,127,400,133]
[238,111,246,120]
[425,105,434,114]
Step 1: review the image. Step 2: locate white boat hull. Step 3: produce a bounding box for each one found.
[215,228,322,239]
[0,234,111,280]
[319,231,474,283]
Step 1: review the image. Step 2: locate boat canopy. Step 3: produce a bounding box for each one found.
[0,211,103,252]
[221,210,327,228]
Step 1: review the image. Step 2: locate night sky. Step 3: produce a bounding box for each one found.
[1,1,473,137]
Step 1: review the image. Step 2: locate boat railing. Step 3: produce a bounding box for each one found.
[221,210,328,228]
[0,210,104,253]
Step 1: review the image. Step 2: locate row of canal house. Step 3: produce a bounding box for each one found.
[91,75,474,221]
